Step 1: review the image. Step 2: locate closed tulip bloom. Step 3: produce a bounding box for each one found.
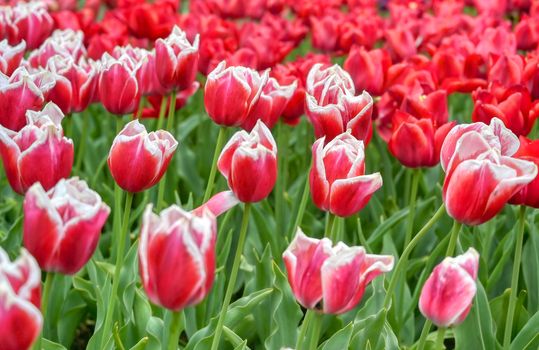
[98,53,141,115]
[108,119,178,192]
[155,26,199,92]
[441,118,537,225]
[419,248,479,328]
[28,29,86,68]
[310,132,382,217]
[9,2,54,50]
[23,178,110,274]
[204,61,269,127]
[510,137,539,208]
[344,46,391,96]
[0,102,73,194]
[0,39,25,76]
[218,120,277,202]
[139,204,216,311]
[0,247,42,350]
[283,229,394,314]
[305,64,374,144]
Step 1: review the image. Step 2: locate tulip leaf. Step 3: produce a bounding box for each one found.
[510,310,539,350]
[128,337,149,350]
[41,339,67,350]
[320,322,354,350]
[523,217,539,313]
[57,289,87,348]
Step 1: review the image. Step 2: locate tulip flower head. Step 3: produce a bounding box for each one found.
[510,137,539,208]
[283,229,394,314]
[0,39,25,76]
[217,120,277,202]
[0,102,74,194]
[419,248,479,328]
[23,177,110,274]
[310,131,382,217]
[0,247,42,350]
[139,204,216,311]
[108,119,178,193]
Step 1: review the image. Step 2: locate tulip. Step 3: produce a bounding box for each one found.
[0,39,25,76]
[441,118,538,225]
[344,46,391,96]
[0,102,73,194]
[0,247,42,350]
[385,28,417,61]
[510,137,539,208]
[217,120,277,202]
[23,178,110,274]
[108,119,178,193]
[28,29,86,68]
[310,132,382,217]
[9,1,54,50]
[283,228,394,314]
[155,26,199,92]
[139,204,216,311]
[98,53,141,115]
[204,61,269,127]
[419,248,479,328]
[487,54,523,87]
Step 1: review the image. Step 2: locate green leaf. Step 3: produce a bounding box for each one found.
[57,289,87,348]
[41,339,67,350]
[320,322,354,350]
[510,310,539,350]
[129,337,149,350]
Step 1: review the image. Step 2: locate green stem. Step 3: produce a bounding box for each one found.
[503,206,527,349]
[210,203,251,350]
[296,310,314,350]
[435,327,446,350]
[135,96,146,120]
[111,184,123,260]
[328,216,340,242]
[383,204,446,309]
[156,95,169,130]
[75,112,88,173]
[417,320,432,350]
[99,192,134,350]
[404,169,421,248]
[288,173,310,239]
[203,126,228,203]
[166,91,177,131]
[307,312,322,350]
[325,213,335,239]
[275,121,288,234]
[156,92,178,210]
[445,221,462,256]
[167,311,184,350]
[34,272,54,350]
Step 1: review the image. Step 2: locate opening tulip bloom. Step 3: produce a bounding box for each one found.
[419,248,479,328]
[204,61,269,127]
[305,63,374,144]
[98,53,141,115]
[283,229,394,314]
[139,204,216,311]
[0,102,74,195]
[0,39,25,76]
[510,137,539,208]
[0,247,42,350]
[217,120,277,203]
[108,119,178,193]
[441,118,538,225]
[310,132,382,217]
[23,178,110,275]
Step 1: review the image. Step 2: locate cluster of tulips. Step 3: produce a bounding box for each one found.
[1,0,539,349]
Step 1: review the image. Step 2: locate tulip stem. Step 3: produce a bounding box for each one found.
[383,204,446,309]
[404,169,421,248]
[34,272,54,350]
[210,203,251,350]
[75,112,89,173]
[288,173,310,239]
[307,312,323,350]
[156,95,169,130]
[275,121,288,234]
[156,92,178,211]
[296,310,314,350]
[435,327,446,350]
[445,221,462,256]
[100,192,134,350]
[203,126,227,203]
[167,311,184,350]
[416,320,432,350]
[503,206,527,349]
[166,91,177,131]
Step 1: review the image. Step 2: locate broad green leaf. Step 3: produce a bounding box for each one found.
[510,310,539,350]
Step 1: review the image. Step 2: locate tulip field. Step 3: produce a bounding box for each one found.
[3,0,539,349]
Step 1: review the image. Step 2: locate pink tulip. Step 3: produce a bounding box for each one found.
[419,248,479,328]
[0,39,25,76]
[9,2,54,50]
[28,29,86,68]
[23,178,110,274]
[98,53,141,115]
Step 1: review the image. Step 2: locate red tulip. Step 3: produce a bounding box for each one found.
[419,248,479,328]
[283,229,394,314]
[155,26,199,92]
[108,119,178,193]
[515,15,539,51]
[204,61,269,127]
[389,110,456,168]
[0,39,25,76]
[385,28,417,62]
[23,178,110,274]
[241,77,296,131]
[487,54,523,87]
[0,247,42,350]
[98,53,141,115]
[217,120,277,202]
[510,137,539,208]
[310,132,382,217]
[441,118,537,225]
[309,11,341,52]
[139,204,216,311]
[344,46,391,96]
[305,63,374,144]
[127,0,180,41]
[28,29,86,68]
[0,102,73,195]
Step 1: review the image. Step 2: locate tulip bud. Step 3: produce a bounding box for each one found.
[0,102,73,194]
[344,46,391,97]
[441,118,538,225]
[23,178,110,274]
[283,229,394,314]
[139,204,216,311]
[510,137,539,208]
[204,61,269,127]
[0,39,25,76]
[419,248,479,328]
[217,120,277,202]
[310,132,382,217]
[155,26,199,92]
[108,119,178,192]
[0,247,42,350]
[98,53,141,115]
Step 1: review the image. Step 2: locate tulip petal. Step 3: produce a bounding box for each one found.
[329,173,383,217]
